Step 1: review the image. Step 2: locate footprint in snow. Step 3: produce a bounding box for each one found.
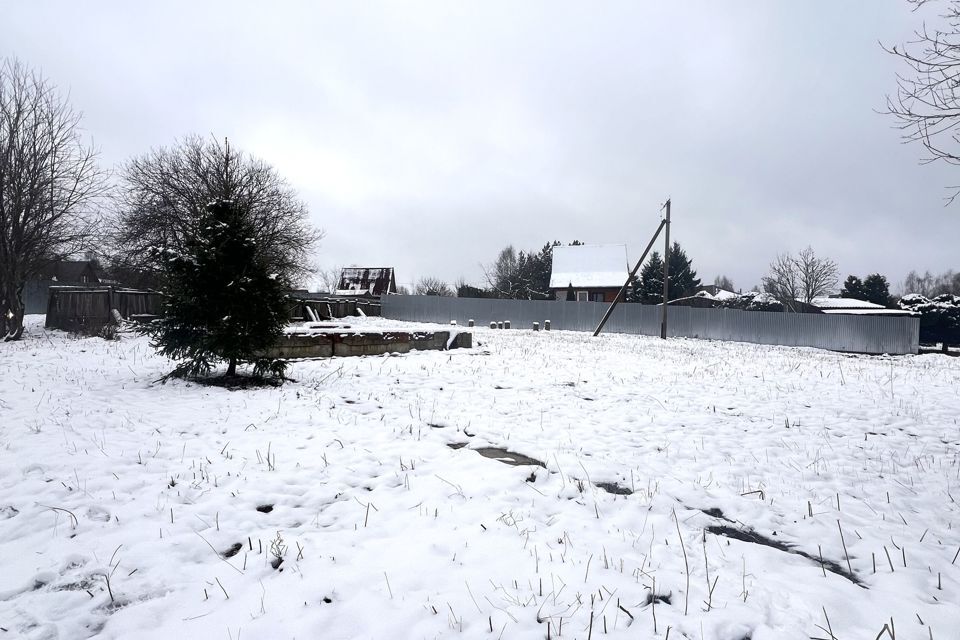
[85,506,111,522]
[0,505,19,519]
[21,464,45,478]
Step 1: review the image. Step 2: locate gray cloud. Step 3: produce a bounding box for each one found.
[4,1,957,293]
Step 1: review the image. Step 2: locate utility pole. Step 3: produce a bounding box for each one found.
[592,216,666,337]
[660,199,671,339]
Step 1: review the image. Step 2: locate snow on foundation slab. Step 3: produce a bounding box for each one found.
[0,315,958,639]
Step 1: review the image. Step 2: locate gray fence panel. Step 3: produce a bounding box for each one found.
[380,296,919,355]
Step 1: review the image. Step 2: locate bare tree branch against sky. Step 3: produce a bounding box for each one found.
[2,1,958,291]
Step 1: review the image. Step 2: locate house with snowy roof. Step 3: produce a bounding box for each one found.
[549,244,628,302]
[336,267,397,296]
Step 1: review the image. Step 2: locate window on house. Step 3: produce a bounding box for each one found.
[590,292,604,303]
[576,291,588,302]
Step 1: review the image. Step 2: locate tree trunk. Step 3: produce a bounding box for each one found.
[226,357,237,377]
[0,283,8,338]
[2,284,25,341]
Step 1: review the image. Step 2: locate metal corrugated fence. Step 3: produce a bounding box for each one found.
[381,296,920,355]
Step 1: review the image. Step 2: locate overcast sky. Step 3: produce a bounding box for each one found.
[3,1,958,293]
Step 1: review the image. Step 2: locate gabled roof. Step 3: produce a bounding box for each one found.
[336,267,396,296]
[549,244,628,289]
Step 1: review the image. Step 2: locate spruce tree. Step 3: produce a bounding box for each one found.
[666,242,701,298]
[840,275,865,300]
[143,200,290,380]
[637,243,700,302]
[861,273,892,307]
[638,251,664,303]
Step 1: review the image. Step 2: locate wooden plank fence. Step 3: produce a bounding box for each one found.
[44,288,381,335]
[45,287,161,334]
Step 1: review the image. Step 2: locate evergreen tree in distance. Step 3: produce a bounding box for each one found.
[666,242,701,298]
[841,273,891,306]
[635,251,665,303]
[633,242,701,303]
[861,273,892,307]
[143,200,290,381]
[840,275,864,300]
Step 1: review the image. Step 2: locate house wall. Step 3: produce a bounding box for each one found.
[551,288,619,302]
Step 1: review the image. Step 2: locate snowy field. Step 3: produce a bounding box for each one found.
[1,315,959,640]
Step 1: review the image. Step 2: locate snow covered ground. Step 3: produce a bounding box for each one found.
[1,315,959,640]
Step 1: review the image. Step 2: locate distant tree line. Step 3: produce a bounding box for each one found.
[900,269,960,298]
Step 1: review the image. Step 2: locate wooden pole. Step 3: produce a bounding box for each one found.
[660,199,671,339]
[592,216,667,337]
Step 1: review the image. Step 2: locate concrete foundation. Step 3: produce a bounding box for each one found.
[264,329,472,360]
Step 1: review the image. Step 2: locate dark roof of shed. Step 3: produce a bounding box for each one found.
[36,260,101,284]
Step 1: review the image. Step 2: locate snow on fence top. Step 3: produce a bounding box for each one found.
[549,243,628,289]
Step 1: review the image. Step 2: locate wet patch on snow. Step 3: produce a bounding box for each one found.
[595,481,633,495]
[644,591,672,605]
[699,507,733,522]
[707,524,864,587]
[473,447,545,467]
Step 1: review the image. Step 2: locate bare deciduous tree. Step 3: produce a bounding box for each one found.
[762,246,838,310]
[713,275,735,291]
[483,245,519,297]
[901,268,960,296]
[0,58,106,340]
[111,135,322,285]
[884,0,960,201]
[415,276,453,296]
[482,242,556,300]
[315,265,344,293]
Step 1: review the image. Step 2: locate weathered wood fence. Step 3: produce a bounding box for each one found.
[45,287,161,333]
[44,288,381,334]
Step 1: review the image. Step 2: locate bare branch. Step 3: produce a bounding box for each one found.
[762,246,837,309]
[109,135,323,287]
[884,0,960,202]
[415,276,453,297]
[0,57,107,340]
